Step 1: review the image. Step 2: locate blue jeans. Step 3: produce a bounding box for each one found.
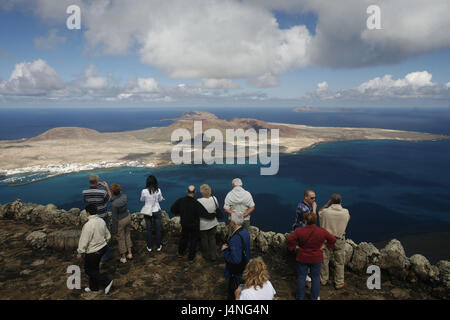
[144,211,161,248]
[297,262,322,300]
[101,215,110,261]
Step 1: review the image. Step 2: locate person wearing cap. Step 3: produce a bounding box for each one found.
[170,185,215,261]
[318,193,350,289]
[224,178,255,230]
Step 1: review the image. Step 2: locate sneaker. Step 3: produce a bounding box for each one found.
[146,246,152,252]
[306,275,312,282]
[126,253,133,259]
[84,287,91,292]
[156,245,162,252]
[317,296,320,300]
[105,280,113,295]
[120,257,127,264]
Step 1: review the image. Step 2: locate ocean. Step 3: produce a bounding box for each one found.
[0,107,449,244]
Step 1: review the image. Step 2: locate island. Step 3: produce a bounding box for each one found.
[0,111,448,179]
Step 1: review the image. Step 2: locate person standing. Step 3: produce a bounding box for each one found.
[221,212,251,300]
[140,175,165,252]
[292,189,317,230]
[110,184,133,264]
[287,211,336,300]
[318,193,350,289]
[171,185,214,261]
[224,178,255,230]
[77,204,113,294]
[197,184,219,262]
[82,174,112,262]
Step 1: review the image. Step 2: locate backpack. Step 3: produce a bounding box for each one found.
[228,230,248,276]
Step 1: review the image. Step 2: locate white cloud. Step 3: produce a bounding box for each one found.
[124,78,159,93]
[79,65,109,90]
[357,71,435,97]
[34,29,66,50]
[248,73,279,88]
[196,79,240,90]
[0,59,64,96]
[308,71,449,101]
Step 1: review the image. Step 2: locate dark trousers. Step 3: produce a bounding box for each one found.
[178,226,199,260]
[84,245,111,291]
[227,276,241,300]
[144,211,161,248]
[200,226,217,261]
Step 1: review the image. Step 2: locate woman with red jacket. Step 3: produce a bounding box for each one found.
[287,211,336,300]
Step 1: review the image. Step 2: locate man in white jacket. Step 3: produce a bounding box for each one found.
[224,178,255,230]
[77,204,113,294]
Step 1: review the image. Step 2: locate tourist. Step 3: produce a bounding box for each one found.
[318,193,350,289]
[221,212,251,300]
[292,189,317,230]
[292,189,318,283]
[287,211,336,300]
[224,178,255,230]
[235,257,276,300]
[140,175,165,252]
[77,203,113,294]
[197,184,220,262]
[170,185,213,261]
[82,174,112,262]
[110,184,133,263]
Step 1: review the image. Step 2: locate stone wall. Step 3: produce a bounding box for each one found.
[1,199,449,292]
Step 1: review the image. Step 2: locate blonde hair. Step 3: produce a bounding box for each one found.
[200,184,211,198]
[242,257,270,289]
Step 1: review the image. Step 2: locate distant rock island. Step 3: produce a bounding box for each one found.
[164,110,218,121]
[293,106,355,113]
[0,110,448,178]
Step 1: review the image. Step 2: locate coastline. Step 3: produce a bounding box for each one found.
[1,137,449,183]
[0,116,449,181]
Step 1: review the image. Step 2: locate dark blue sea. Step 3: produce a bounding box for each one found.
[0,107,449,244]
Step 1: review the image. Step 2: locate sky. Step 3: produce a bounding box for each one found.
[0,0,450,108]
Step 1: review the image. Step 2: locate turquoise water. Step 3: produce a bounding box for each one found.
[1,139,450,243]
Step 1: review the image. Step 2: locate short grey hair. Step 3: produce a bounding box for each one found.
[89,174,99,185]
[232,178,243,187]
[230,212,244,226]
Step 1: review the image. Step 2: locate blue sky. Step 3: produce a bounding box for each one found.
[0,0,449,108]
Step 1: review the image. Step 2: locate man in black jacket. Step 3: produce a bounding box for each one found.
[171,185,215,261]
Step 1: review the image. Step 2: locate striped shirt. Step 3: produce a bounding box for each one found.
[82,186,110,218]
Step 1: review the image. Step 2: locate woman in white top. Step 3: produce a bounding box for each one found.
[197,184,219,261]
[140,175,164,252]
[235,257,276,300]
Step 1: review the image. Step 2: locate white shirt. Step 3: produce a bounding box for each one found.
[140,188,164,213]
[239,281,276,300]
[77,215,111,254]
[197,196,219,231]
[224,186,255,221]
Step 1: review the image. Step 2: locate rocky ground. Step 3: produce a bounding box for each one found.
[0,219,445,300]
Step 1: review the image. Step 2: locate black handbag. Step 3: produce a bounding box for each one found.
[212,196,224,220]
